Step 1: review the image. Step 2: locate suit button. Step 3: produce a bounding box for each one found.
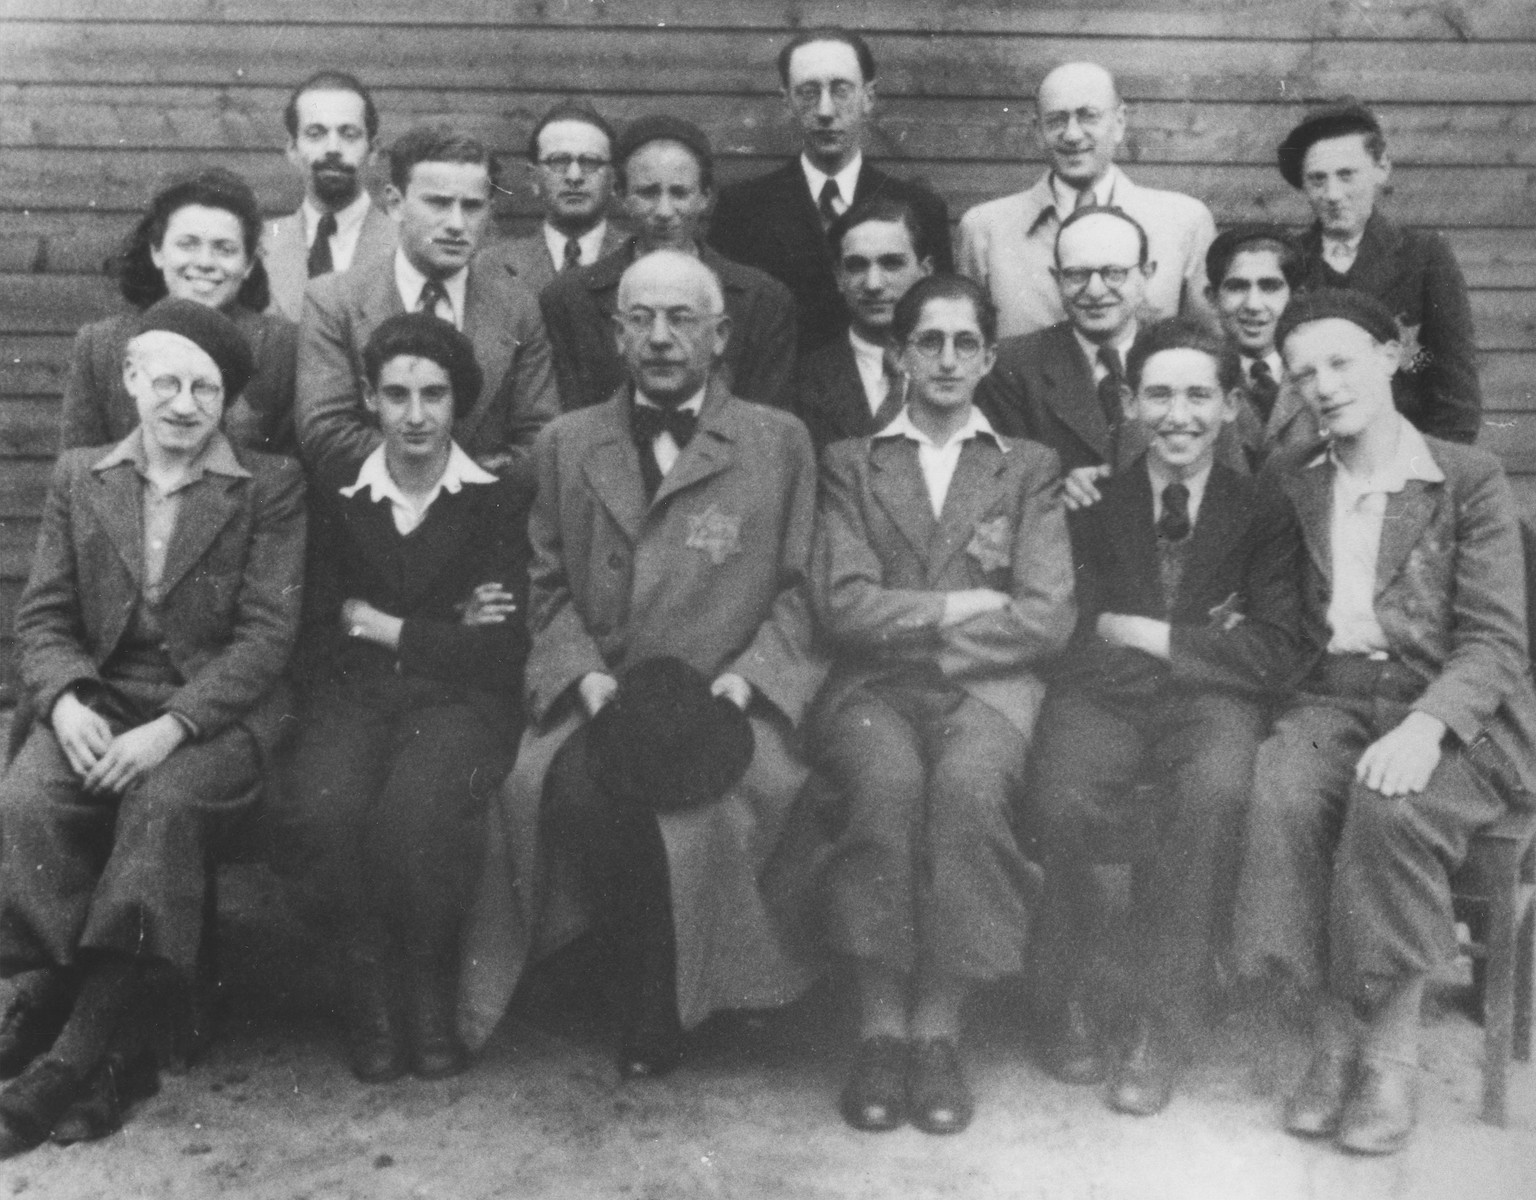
[608,552,624,569]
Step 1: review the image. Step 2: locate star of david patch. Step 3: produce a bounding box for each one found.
[966,515,1012,573]
[685,504,742,565]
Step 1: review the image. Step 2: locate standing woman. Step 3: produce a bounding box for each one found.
[59,167,297,455]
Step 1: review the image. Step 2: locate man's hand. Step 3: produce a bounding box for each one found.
[81,714,188,796]
[578,672,619,718]
[341,597,404,649]
[941,588,1011,627]
[710,672,753,711]
[50,690,113,779]
[1061,465,1111,512]
[1356,710,1447,797]
[461,582,518,627]
[1096,613,1172,661]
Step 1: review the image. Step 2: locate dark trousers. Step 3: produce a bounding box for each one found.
[0,681,261,981]
[1025,685,1266,1027]
[272,676,511,964]
[815,678,1037,982]
[1235,658,1507,1000]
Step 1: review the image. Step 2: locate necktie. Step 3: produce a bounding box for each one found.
[1072,187,1094,212]
[631,404,699,498]
[417,278,450,322]
[1096,344,1125,425]
[1156,481,1193,608]
[1157,482,1192,543]
[307,211,337,279]
[1249,359,1280,424]
[818,178,841,227]
[562,236,583,272]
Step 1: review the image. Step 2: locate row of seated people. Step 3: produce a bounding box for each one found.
[0,232,1529,1164]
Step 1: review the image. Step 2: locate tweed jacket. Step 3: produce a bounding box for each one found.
[1275,435,1536,795]
[296,250,560,489]
[13,438,306,760]
[1297,212,1481,445]
[486,223,628,297]
[262,200,396,322]
[812,429,1076,734]
[956,166,1217,340]
[708,158,952,352]
[60,306,298,457]
[792,334,907,453]
[539,240,798,413]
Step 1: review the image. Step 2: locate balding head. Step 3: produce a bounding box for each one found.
[615,249,731,406]
[1036,61,1126,189]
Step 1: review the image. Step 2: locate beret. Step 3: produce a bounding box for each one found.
[614,114,713,175]
[1277,101,1383,189]
[134,297,254,398]
[362,311,484,418]
[1275,287,1400,349]
[1203,222,1297,289]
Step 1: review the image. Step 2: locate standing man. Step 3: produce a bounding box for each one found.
[540,115,796,412]
[794,195,933,451]
[957,62,1215,340]
[298,123,559,488]
[492,102,627,293]
[460,250,823,1077]
[1235,290,1535,1155]
[1278,102,1481,443]
[264,71,396,321]
[709,27,952,352]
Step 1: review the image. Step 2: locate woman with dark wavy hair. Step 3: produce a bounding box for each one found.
[58,167,298,455]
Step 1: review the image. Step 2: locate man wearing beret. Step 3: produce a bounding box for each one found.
[0,300,306,1154]
[1278,101,1481,444]
[461,249,823,1078]
[540,114,797,412]
[1234,290,1536,1154]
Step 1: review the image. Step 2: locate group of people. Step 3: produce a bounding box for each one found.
[0,24,1526,1164]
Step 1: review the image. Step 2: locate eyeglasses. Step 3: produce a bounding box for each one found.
[619,308,708,335]
[907,331,987,361]
[148,374,223,405]
[538,154,611,175]
[1041,107,1112,135]
[791,80,861,107]
[1055,265,1137,292]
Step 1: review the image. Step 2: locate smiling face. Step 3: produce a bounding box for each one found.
[366,353,456,470]
[534,117,614,233]
[898,295,997,417]
[1127,347,1237,477]
[124,331,226,461]
[784,39,874,174]
[1054,211,1151,343]
[1214,246,1291,357]
[835,218,932,341]
[1282,317,1400,440]
[615,254,730,406]
[287,87,372,210]
[1036,63,1125,190]
[622,140,711,253]
[387,159,492,278]
[1301,133,1389,241]
[150,204,253,311]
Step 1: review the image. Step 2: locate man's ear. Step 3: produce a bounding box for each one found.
[361,382,380,415]
[383,184,404,221]
[1221,386,1244,426]
[711,312,733,359]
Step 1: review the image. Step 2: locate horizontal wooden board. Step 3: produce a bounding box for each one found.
[0,397,64,457]
[4,23,1536,103]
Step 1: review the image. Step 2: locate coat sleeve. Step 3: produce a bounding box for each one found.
[58,325,111,451]
[540,278,597,413]
[1177,198,1219,330]
[1414,231,1482,445]
[734,276,798,412]
[296,277,380,487]
[956,206,988,290]
[481,284,560,471]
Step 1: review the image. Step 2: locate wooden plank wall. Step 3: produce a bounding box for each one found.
[1,0,1534,689]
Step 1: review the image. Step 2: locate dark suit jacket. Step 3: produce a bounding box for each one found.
[13,439,306,760]
[60,306,298,457]
[793,335,906,452]
[539,240,797,413]
[296,251,560,489]
[1060,458,1306,704]
[709,159,952,352]
[299,468,533,734]
[487,223,628,298]
[1298,212,1481,444]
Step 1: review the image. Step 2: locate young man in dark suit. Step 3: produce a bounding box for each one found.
[708,27,951,352]
[1025,317,1305,1116]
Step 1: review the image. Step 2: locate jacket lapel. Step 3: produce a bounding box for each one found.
[1173,465,1245,610]
[869,437,938,559]
[1374,480,1440,598]
[83,464,145,587]
[1106,461,1163,609]
[929,437,1008,576]
[1041,328,1111,458]
[463,259,515,396]
[581,401,646,544]
[1285,458,1334,584]
[158,473,244,598]
[651,382,736,507]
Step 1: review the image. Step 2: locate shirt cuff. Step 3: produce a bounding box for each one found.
[166,709,201,741]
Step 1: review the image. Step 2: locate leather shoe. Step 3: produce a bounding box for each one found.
[343,964,406,1084]
[406,969,468,1081]
[908,1039,974,1136]
[50,1049,159,1145]
[839,1036,907,1132]
[1338,1060,1416,1155]
[0,1056,86,1157]
[1283,1048,1356,1138]
[1108,1016,1183,1117]
[1042,996,1107,1085]
[0,971,71,1080]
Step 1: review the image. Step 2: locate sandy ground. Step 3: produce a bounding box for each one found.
[0,866,1529,1200]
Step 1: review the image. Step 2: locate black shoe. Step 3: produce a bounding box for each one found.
[0,1057,86,1157]
[1108,1016,1183,1116]
[839,1036,908,1132]
[0,971,72,1080]
[405,969,468,1081]
[1283,1047,1356,1138]
[908,1039,974,1135]
[343,961,406,1084]
[49,1049,159,1145]
[1337,1060,1416,1155]
[1042,996,1108,1085]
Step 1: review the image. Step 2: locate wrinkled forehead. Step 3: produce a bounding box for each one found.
[125,330,221,380]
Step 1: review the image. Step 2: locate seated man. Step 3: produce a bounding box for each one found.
[1026,318,1304,1116]
[273,313,531,1084]
[794,195,933,452]
[812,275,1074,1134]
[459,250,823,1077]
[1234,290,1536,1155]
[0,300,305,1155]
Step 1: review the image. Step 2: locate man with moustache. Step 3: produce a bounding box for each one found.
[298,123,559,488]
[958,61,1215,340]
[264,71,396,321]
[709,27,951,352]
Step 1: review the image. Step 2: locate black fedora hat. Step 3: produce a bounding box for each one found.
[588,656,755,814]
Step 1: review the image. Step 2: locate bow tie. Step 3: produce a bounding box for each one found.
[631,403,698,450]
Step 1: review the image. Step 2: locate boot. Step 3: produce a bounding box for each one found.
[403,953,467,1080]
[0,970,73,1080]
[341,946,405,1084]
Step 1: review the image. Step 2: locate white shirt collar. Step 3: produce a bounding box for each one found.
[848,328,892,417]
[393,248,469,329]
[634,386,706,416]
[339,441,496,534]
[1146,456,1214,526]
[1321,413,1446,495]
[303,190,371,242]
[880,403,998,450]
[800,152,863,210]
[1049,164,1121,216]
[541,219,609,271]
[1242,351,1284,382]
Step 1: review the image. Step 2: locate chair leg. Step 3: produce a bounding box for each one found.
[1481,845,1517,1127]
[1515,897,1534,1064]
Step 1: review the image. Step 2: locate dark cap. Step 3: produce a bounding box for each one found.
[1275,288,1400,350]
[362,312,484,418]
[1277,102,1384,189]
[614,114,714,183]
[133,297,254,397]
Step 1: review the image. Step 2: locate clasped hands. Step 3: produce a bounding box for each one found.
[340,582,515,651]
[50,690,185,795]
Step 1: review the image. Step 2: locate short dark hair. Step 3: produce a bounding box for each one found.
[776,27,876,87]
[613,114,713,193]
[828,195,931,264]
[362,312,484,418]
[388,124,497,192]
[1126,316,1243,394]
[527,101,615,162]
[1055,204,1150,267]
[892,274,998,348]
[116,167,270,312]
[1205,223,1304,291]
[284,70,379,142]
